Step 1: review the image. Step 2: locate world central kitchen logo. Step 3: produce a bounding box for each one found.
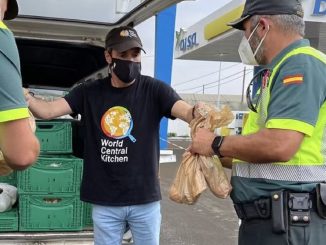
[313,0,326,15]
[175,28,199,52]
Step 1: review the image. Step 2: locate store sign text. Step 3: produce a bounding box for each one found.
[176,30,198,52]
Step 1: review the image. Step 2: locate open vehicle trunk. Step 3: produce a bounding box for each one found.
[17,38,107,89]
[8,0,184,89]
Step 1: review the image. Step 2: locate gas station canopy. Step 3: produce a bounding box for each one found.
[174,0,326,62]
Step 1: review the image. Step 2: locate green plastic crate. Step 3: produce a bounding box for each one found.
[0,207,18,232]
[19,194,84,231]
[0,171,16,186]
[83,202,93,229]
[17,155,83,194]
[36,120,72,154]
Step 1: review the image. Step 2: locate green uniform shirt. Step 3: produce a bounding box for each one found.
[0,21,29,122]
[267,39,326,132]
[231,39,326,203]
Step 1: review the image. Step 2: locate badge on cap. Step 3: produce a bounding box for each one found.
[120,30,138,38]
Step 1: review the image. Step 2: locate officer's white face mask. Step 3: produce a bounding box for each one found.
[238,23,269,66]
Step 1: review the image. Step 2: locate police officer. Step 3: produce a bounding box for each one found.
[0,0,40,170]
[190,0,326,244]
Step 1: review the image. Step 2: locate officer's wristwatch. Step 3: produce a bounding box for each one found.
[211,136,224,158]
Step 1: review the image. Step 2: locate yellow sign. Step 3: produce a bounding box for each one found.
[204,5,244,41]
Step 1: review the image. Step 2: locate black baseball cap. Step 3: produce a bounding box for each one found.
[4,0,19,20]
[228,0,304,30]
[105,26,145,53]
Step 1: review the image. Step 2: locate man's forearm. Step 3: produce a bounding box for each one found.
[0,119,40,170]
[26,93,73,120]
[28,95,55,119]
[171,100,194,123]
[191,128,304,164]
[220,128,304,163]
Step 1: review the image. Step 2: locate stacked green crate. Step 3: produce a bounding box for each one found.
[83,202,93,229]
[19,193,83,231]
[17,120,84,231]
[35,120,73,154]
[0,171,17,186]
[0,207,19,231]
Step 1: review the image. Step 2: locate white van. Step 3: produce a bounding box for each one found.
[1,0,182,244]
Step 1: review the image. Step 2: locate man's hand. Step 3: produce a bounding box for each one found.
[23,88,33,106]
[193,102,205,118]
[190,128,216,156]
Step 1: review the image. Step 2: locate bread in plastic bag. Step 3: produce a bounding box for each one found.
[197,155,231,199]
[169,104,234,204]
[169,152,207,204]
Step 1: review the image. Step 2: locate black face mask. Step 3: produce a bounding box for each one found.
[110,58,141,84]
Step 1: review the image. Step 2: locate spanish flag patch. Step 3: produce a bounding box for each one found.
[283,74,304,85]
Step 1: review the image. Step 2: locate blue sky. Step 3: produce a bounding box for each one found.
[137,0,251,95]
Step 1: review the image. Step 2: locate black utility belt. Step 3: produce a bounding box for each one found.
[234,183,326,233]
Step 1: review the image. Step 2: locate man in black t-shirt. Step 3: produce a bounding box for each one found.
[26,26,195,245]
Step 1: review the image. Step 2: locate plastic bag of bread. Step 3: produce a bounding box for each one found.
[169,152,207,204]
[169,104,234,204]
[191,105,234,199]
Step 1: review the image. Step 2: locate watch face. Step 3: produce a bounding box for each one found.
[212,136,224,157]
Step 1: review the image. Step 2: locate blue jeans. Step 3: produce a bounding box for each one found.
[92,201,161,245]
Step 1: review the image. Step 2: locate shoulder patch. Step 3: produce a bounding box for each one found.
[283,74,304,85]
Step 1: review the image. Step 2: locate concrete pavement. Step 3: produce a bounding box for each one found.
[159,139,239,245]
[0,138,239,245]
